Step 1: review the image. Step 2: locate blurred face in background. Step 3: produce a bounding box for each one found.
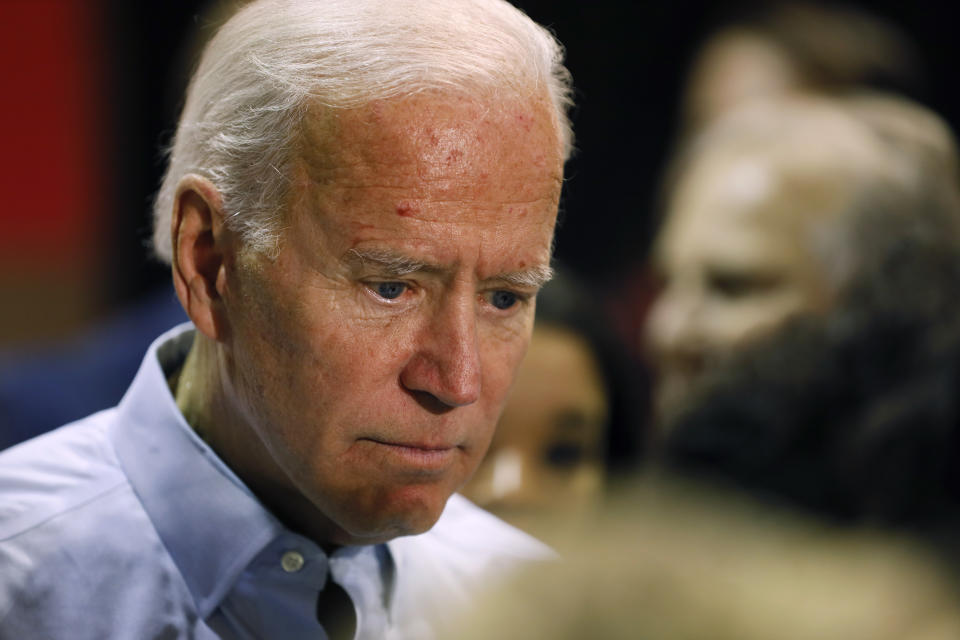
[645,149,849,419]
[462,324,609,532]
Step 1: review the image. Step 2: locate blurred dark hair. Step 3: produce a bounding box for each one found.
[535,268,644,472]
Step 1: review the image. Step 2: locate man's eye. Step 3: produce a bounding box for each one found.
[374,282,407,300]
[490,290,518,310]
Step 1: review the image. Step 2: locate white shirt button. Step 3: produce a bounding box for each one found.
[281,550,305,573]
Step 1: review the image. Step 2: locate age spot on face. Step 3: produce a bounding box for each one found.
[396,201,418,217]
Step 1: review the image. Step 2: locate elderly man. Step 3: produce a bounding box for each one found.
[0,0,572,637]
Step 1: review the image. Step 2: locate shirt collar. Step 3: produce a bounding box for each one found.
[110,323,286,617]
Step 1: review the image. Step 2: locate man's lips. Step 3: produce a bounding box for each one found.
[359,436,459,450]
[358,437,461,472]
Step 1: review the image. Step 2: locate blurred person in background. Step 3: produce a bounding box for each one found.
[660,154,960,540]
[644,91,960,425]
[602,0,926,437]
[461,270,640,537]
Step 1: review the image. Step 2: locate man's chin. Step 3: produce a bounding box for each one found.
[332,486,452,545]
[330,516,436,546]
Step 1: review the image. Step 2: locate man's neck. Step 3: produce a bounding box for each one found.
[172,334,350,551]
[173,335,221,446]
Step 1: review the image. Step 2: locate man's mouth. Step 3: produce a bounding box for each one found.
[359,438,459,471]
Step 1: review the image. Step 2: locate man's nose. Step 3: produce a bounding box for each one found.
[400,295,482,408]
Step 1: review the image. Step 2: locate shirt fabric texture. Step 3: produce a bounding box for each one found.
[0,323,552,639]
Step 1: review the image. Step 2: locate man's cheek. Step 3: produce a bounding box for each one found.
[491,341,530,390]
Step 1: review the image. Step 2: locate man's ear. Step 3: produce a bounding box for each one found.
[170,174,231,341]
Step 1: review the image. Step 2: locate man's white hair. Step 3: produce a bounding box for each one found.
[152,0,574,263]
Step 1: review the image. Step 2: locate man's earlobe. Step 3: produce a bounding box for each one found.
[171,175,230,341]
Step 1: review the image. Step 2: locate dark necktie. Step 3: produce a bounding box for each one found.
[316,579,357,640]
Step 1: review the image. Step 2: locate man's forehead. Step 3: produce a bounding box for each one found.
[298,93,563,179]
[282,91,563,277]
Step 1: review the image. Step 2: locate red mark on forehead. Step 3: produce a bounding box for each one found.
[515,112,533,132]
[396,201,418,217]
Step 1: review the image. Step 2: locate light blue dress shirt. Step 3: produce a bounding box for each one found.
[0,324,552,639]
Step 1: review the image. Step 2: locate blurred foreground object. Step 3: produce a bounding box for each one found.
[450,480,960,640]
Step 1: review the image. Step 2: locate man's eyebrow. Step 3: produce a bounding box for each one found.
[345,248,436,275]
[346,248,554,288]
[491,264,555,289]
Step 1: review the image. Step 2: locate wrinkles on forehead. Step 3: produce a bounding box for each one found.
[294,93,563,219]
[278,92,563,285]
